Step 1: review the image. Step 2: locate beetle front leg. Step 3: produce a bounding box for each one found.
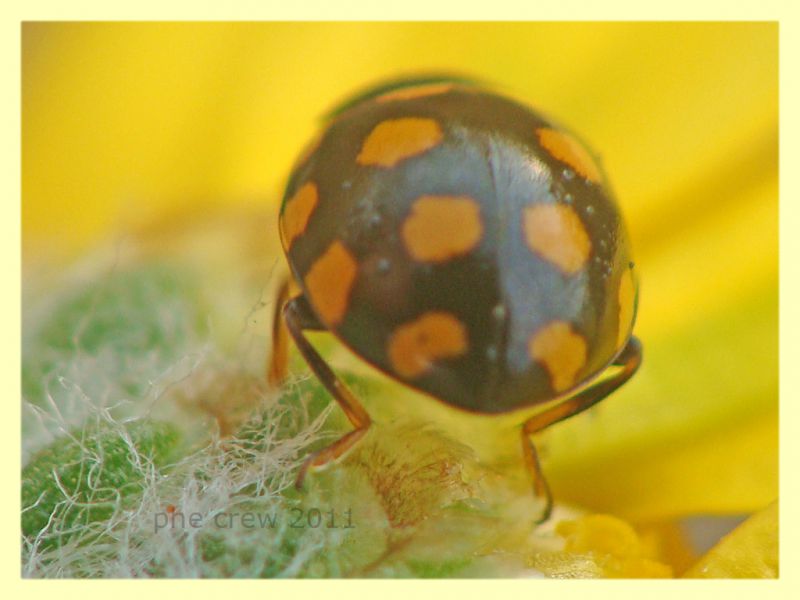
[266,275,292,386]
[283,294,372,488]
[521,336,643,524]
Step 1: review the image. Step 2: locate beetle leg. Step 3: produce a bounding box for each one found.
[266,275,292,386]
[283,294,372,489]
[267,277,327,384]
[521,336,642,524]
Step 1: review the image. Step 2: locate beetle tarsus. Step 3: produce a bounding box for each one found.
[295,456,312,490]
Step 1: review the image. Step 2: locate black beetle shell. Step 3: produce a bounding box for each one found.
[280,80,637,414]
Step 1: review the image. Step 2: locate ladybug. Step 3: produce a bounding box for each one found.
[268,76,641,523]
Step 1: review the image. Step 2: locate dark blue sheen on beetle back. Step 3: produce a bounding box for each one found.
[279,80,637,414]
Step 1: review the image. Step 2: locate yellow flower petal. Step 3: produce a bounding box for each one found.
[548,411,777,521]
[684,501,778,578]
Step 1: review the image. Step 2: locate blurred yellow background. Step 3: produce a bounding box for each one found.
[22,22,778,521]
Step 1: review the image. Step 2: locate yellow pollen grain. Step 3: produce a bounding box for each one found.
[523,203,592,274]
[357,117,443,168]
[280,182,319,249]
[536,127,602,184]
[402,195,483,262]
[528,321,588,392]
[617,268,636,348]
[387,312,468,379]
[304,240,358,327]
[376,82,454,103]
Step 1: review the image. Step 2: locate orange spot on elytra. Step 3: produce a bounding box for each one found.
[536,128,602,184]
[402,195,483,262]
[357,117,443,168]
[529,321,587,392]
[523,203,591,274]
[280,182,319,249]
[376,82,454,103]
[304,240,358,327]
[617,267,636,348]
[387,312,468,379]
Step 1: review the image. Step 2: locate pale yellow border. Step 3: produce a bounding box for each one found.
[6,1,796,598]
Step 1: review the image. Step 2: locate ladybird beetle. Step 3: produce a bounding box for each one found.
[268,76,641,523]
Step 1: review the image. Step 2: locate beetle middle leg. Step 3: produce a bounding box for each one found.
[521,336,642,523]
[282,294,372,489]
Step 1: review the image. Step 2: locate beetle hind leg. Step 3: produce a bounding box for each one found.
[283,294,372,488]
[520,336,643,524]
